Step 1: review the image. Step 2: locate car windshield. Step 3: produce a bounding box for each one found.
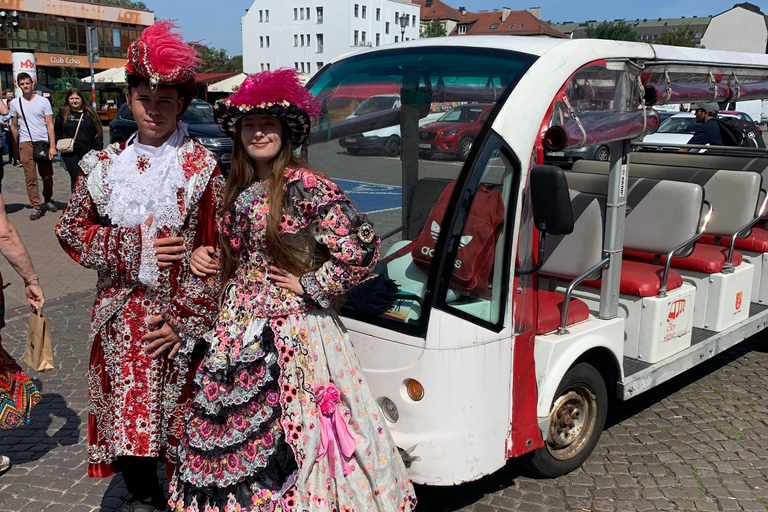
[353,96,398,116]
[182,102,215,124]
[306,47,534,334]
[657,116,698,133]
[437,106,486,123]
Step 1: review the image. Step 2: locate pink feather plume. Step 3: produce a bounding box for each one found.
[230,68,321,117]
[138,20,202,76]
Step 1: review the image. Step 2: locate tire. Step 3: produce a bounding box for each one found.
[523,362,608,478]
[594,145,610,161]
[384,135,401,157]
[457,136,474,161]
[346,147,360,155]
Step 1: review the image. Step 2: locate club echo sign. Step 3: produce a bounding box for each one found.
[49,56,81,65]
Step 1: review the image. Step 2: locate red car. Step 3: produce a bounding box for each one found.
[418,103,494,161]
[719,110,762,132]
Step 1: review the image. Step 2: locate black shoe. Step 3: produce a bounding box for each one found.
[29,207,45,221]
[44,201,57,212]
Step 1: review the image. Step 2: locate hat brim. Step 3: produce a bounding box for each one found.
[213,99,312,146]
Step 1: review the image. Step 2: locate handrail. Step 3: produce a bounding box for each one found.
[724,188,768,273]
[556,256,610,335]
[659,200,713,296]
[381,225,405,240]
[632,141,768,154]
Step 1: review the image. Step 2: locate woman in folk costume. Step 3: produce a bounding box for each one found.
[55,21,224,512]
[168,68,417,512]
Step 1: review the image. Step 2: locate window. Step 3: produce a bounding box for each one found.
[412,16,416,27]
[259,10,263,22]
[112,28,121,47]
[354,4,359,17]
[395,11,399,21]
[354,30,359,45]
[376,8,381,21]
[265,10,269,22]
[294,34,298,46]
[317,7,323,23]
[395,36,398,42]
[362,5,366,18]
[317,33,324,52]
[295,61,299,69]
[694,32,702,39]
[266,36,270,47]
[301,34,305,46]
[458,24,466,34]
[490,23,499,29]
[300,7,305,20]
[306,61,310,72]
[306,34,310,45]
[376,33,380,46]
[260,36,264,47]
[362,31,366,44]
[294,8,298,20]
[317,61,324,69]
[385,22,390,34]
[519,22,524,28]
[301,62,305,72]
[306,7,310,20]
[267,63,271,70]
[261,63,265,71]
[509,23,515,29]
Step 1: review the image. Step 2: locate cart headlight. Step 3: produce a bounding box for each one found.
[379,397,399,422]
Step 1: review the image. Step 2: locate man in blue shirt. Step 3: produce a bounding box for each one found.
[682,102,722,151]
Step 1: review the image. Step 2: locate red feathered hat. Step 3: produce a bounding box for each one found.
[213,68,320,146]
[125,20,201,89]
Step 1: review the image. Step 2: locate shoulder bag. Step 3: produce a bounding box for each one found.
[55,113,83,154]
[18,97,51,161]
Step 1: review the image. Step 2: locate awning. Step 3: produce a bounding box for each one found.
[207,73,247,93]
[81,66,127,86]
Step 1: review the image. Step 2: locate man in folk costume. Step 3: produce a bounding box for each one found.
[55,21,223,512]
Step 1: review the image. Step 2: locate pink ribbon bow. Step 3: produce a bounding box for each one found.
[315,383,356,476]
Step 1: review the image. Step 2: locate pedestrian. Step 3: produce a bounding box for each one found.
[54,21,223,512]
[0,98,9,192]
[681,101,723,151]
[0,192,46,474]
[54,88,103,192]
[169,69,417,512]
[3,90,20,168]
[9,74,57,220]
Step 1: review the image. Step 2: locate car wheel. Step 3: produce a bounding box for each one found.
[346,147,360,155]
[595,145,610,161]
[384,135,401,157]
[523,362,608,478]
[457,136,474,161]
[419,150,433,160]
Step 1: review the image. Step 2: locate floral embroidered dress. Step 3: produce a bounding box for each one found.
[169,168,417,512]
[55,125,224,478]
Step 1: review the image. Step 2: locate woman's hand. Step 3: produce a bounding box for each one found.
[269,266,304,295]
[190,246,218,277]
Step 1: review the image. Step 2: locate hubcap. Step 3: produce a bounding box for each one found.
[461,140,472,156]
[547,384,597,460]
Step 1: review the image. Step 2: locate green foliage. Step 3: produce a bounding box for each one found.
[52,67,81,115]
[585,21,638,42]
[197,45,243,73]
[422,19,447,38]
[657,24,695,47]
[79,0,147,9]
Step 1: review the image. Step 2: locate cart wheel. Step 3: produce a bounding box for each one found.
[523,362,607,477]
[384,135,401,157]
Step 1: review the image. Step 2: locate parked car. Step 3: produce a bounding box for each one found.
[109,99,233,173]
[418,103,494,161]
[719,110,762,132]
[641,111,745,148]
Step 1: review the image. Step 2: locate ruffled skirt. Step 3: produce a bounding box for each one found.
[169,306,416,512]
[0,339,40,430]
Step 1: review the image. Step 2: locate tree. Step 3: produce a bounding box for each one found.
[422,19,447,38]
[80,0,147,9]
[197,45,243,73]
[585,21,638,42]
[657,24,695,47]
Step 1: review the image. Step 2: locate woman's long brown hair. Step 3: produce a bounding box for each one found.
[219,119,324,287]
[60,88,102,137]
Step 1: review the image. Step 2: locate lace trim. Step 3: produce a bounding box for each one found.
[300,272,330,308]
[138,224,159,288]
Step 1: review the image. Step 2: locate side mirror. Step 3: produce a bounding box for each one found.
[530,165,574,235]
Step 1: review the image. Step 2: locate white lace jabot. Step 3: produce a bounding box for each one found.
[105,123,189,287]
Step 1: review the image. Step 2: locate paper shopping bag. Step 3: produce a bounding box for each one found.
[23,306,54,372]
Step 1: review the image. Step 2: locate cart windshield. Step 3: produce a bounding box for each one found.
[306,47,534,335]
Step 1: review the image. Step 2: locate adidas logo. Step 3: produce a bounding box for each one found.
[430,222,472,248]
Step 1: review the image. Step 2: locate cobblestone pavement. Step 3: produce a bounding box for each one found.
[0,292,766,511]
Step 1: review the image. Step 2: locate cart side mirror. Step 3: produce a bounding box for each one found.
[530,165,574,235]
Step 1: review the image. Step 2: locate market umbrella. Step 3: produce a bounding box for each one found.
[81,66,127,86]
[207,73,247,93]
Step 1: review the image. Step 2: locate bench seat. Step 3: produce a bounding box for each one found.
[582,260,683,297]
[700,226,768,254]
[624,244,743,274]
[537,290,590,335]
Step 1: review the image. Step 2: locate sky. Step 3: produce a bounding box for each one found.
[151,0,766,56]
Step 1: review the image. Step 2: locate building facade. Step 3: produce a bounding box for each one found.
[552,17,711,46]
[700,3,767,53]
[0,0,153,91]
[242,0,420,78]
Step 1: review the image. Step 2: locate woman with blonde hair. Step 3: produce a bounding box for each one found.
[54,88,103,192]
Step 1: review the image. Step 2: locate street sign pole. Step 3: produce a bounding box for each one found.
[85,26,99,110]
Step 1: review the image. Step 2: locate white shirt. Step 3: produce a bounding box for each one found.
[9,94,52,143]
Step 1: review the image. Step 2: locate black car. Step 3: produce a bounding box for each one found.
[109,99,233,173]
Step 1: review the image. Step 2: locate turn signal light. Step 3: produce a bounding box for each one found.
[405,379,424,401]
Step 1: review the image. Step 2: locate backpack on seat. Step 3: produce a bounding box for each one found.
[411,180,505,297]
